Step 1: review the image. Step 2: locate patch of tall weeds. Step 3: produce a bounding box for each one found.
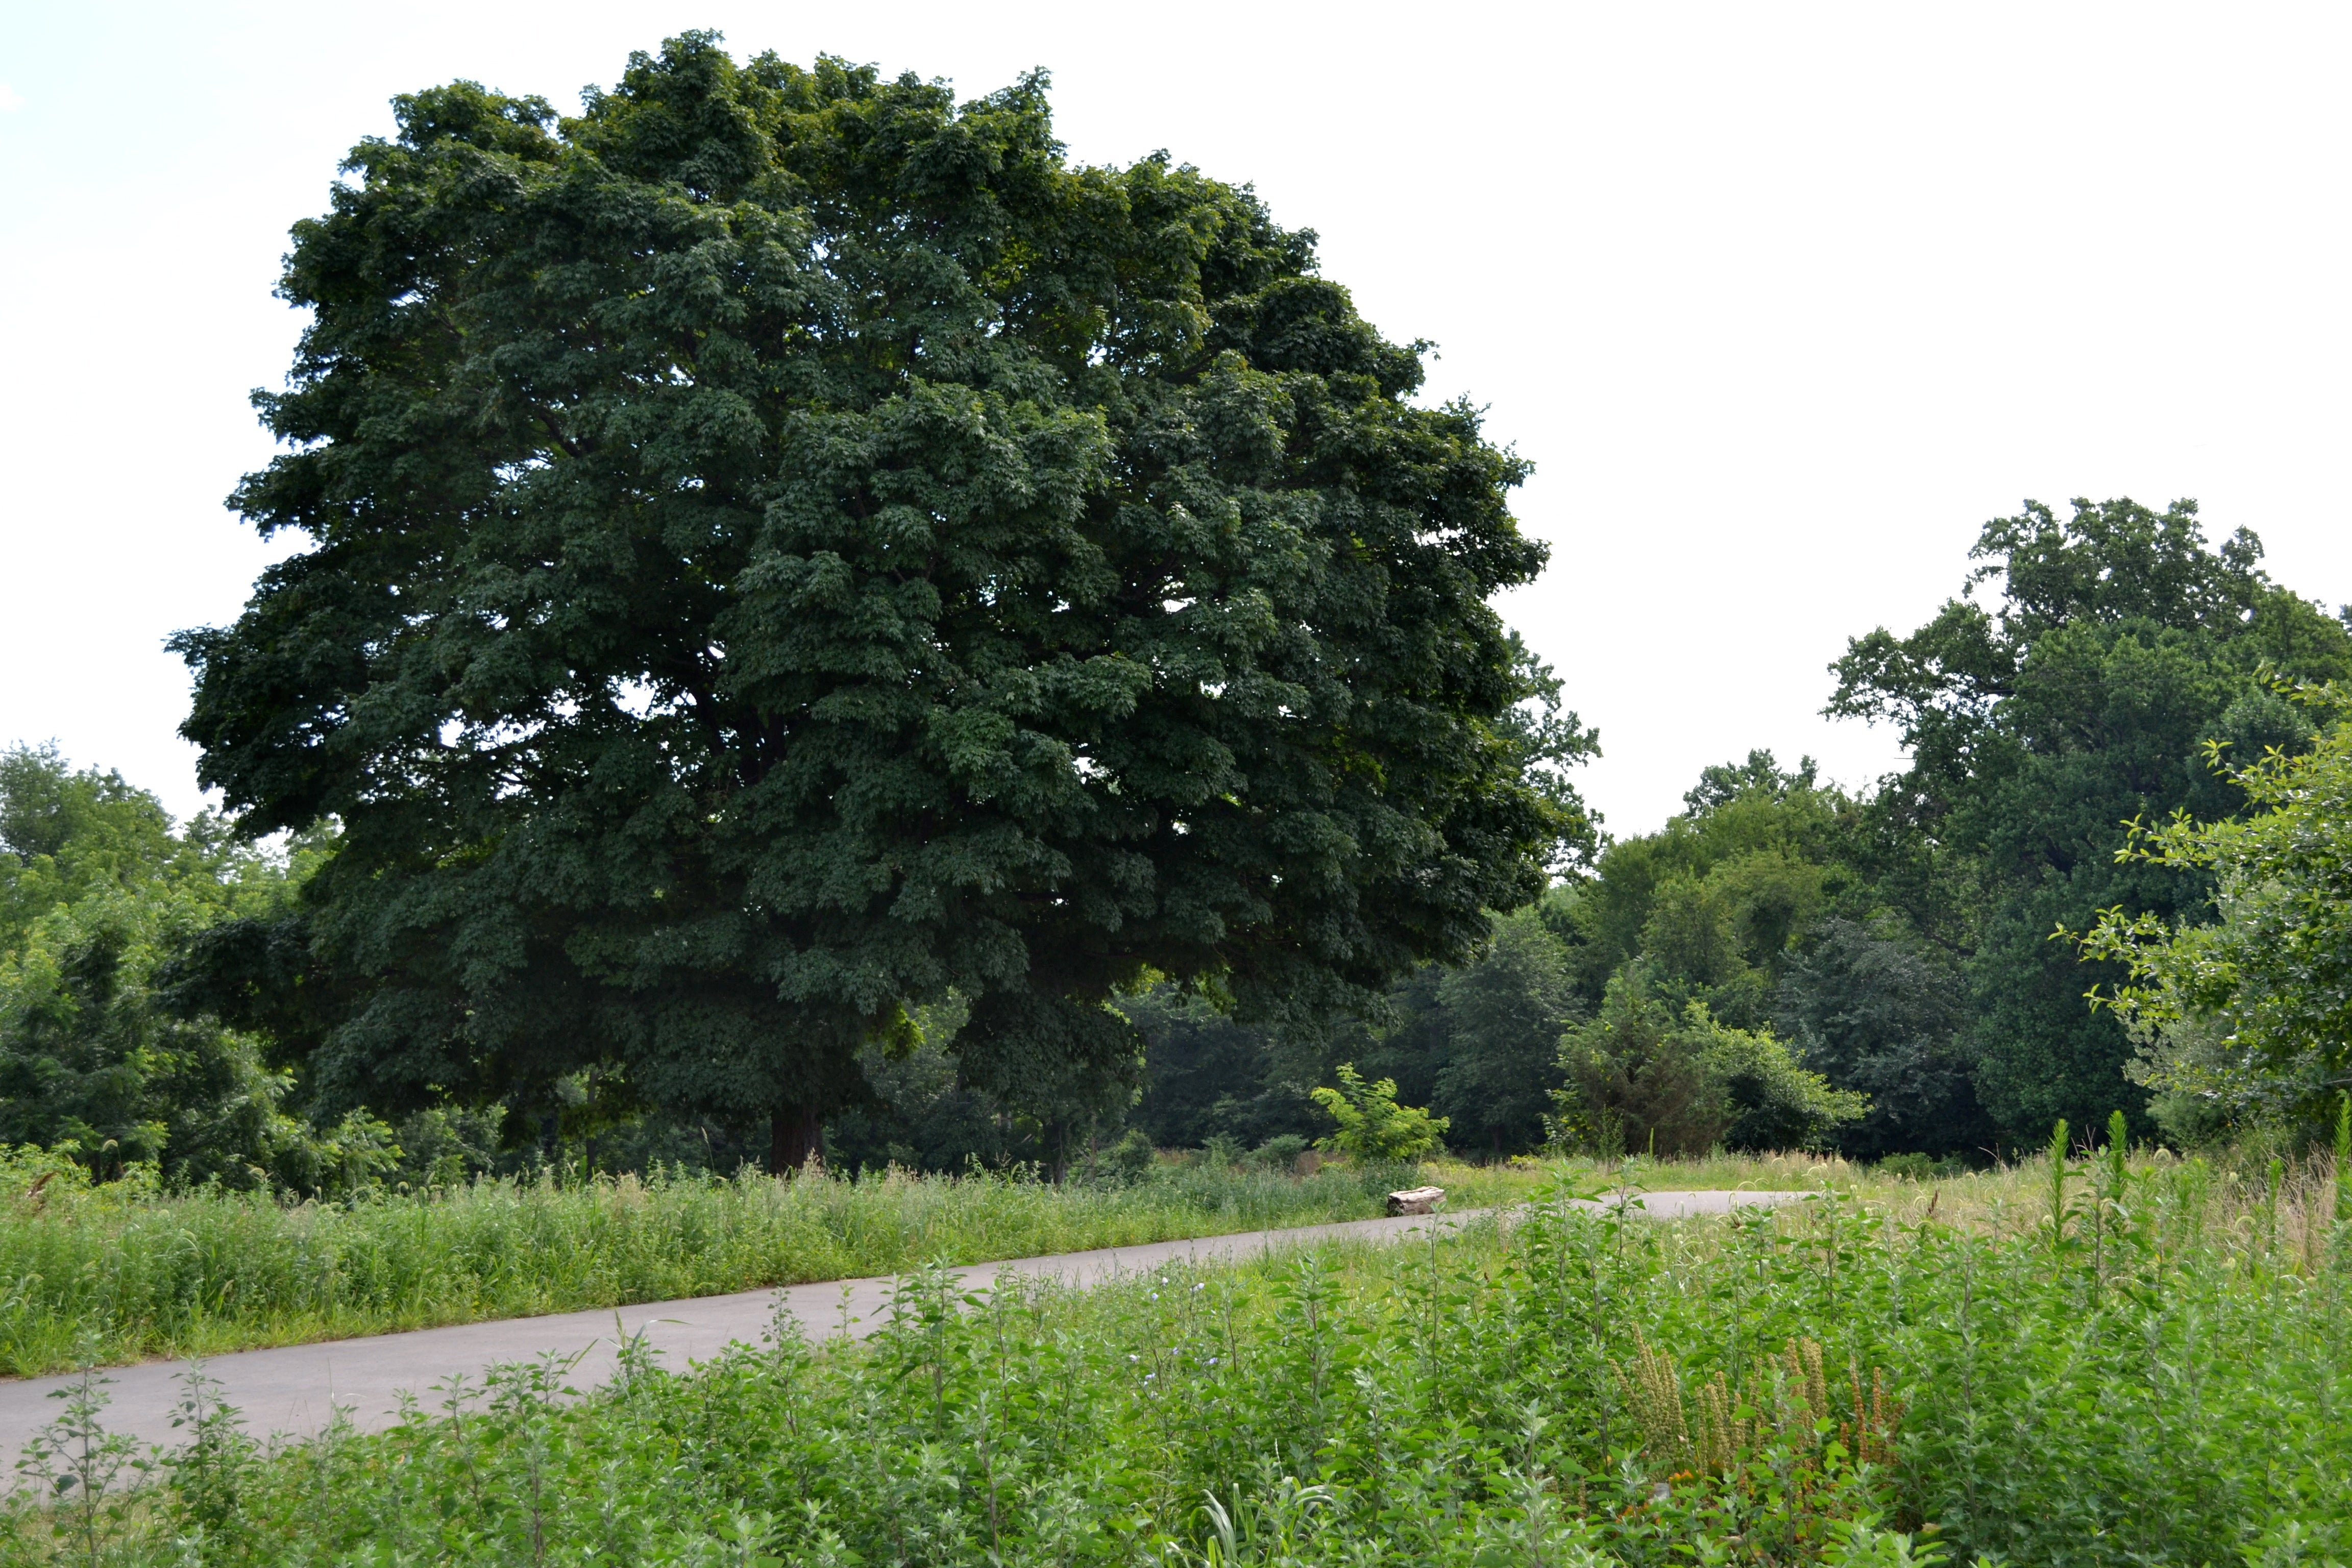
[0,1154,1528,1377]
[3,1150,2343,1564]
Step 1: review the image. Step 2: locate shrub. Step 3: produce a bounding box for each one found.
[1097,1128,1157,1184]
[1553,968,1867,1155]
[1250,1133,1311,1172]
[2085,687,2352,1138]
[1309,1064,1451,1161]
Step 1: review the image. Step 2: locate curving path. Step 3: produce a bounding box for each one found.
[0,1188,1801,1462]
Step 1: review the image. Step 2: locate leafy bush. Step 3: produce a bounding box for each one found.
[2085,684,2352,1138]
[1248,1134,1311,1172]
[0,745,348,1192]
[1097,1128,1158,1184]
[1309,1064,1451,1161]
[1553,968,1867,1156]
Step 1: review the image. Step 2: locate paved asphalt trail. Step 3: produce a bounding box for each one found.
[0,1189,1800,1462]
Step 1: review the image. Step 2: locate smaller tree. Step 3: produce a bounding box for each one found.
[1551,966,1866,1157]
[1431,908,1578,1153]
[1775,918,1989,1158]
[2081,685,2352,1137]
[0,746,350,1187]
[1310,1064,1450,1162]
[1549,971,1713,1157]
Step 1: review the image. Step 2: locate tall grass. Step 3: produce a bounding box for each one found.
[6,1147,2343,1565]
[1556,1146,1878,1193]
[0,1147,1541,1378]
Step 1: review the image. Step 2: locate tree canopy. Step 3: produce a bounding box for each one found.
[0,745,348,1186]
[2084,683,2352,1133]
[1828,498,2352,1139]
[174,38,1585,1166]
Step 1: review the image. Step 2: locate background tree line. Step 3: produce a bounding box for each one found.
[7,37,2350,1187]
[11,494,2346,1186]
[1119,498,2352,1167]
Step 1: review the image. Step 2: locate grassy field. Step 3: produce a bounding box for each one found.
[0,1148,1549,1378]
[1,1137,2271,1383]
[3,1147,2342,1566]
[0,1136,2222,1382]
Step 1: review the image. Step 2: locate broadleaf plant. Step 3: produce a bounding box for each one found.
[172,37,1586,1166]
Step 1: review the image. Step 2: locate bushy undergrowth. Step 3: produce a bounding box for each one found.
[6,1154,2345,1566]
[0,1148,1541,1377]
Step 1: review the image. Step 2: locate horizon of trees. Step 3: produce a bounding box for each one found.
[8,497,2347,1186]
[8,38,2351,1186]
[1121,497,2352,1168]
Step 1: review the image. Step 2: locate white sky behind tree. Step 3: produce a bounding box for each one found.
[3,2,2348,838]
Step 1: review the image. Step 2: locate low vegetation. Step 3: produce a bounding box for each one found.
[0,1134,2016,1383]
[0,1147,1545,1379]
[5,1149,2345,1566]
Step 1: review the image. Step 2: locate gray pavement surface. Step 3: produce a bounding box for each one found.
[0,1188,1800,1463]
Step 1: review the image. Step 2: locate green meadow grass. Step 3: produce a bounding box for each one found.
[0,1149,1544,1378]
[6,1150,2345,1565]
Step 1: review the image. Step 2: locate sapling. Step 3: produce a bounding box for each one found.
[2094,1109,2128,1290]
[167,1358,255,1551]
[14,1339,141,1568]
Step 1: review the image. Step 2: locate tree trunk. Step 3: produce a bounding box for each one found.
[771,1103,822,1177]
[1386,1185,1446,1216]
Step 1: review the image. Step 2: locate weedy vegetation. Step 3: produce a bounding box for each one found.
[1,1143,2345,1566]
[0,1147,1546,1378]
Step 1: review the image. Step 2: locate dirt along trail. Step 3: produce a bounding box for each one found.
[0,1189,1802,1464]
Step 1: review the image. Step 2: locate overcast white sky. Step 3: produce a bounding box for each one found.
[4,3,2349,838]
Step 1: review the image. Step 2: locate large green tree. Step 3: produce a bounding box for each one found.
[175,39,1578,1168]
[1829,499,2352,1139]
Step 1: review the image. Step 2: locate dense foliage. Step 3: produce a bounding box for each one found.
[10,1164,2344,1566]
[1125,910,1596,1160]
[1542,754,1961,1159]
[1829,498,2352,1141]
[2084,683,2352,1132]
[1127,771,1906,1165]
[0,747,346,1188]
[1551,967,1867,1157]
[1493,499,2352,1160]
[171,36,1590,1170]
